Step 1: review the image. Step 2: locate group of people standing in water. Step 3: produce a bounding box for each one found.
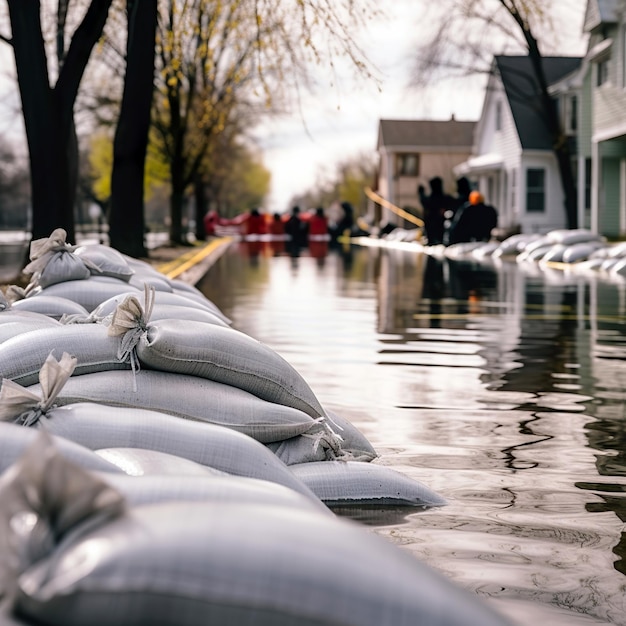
[418,176,498,246]
[245,202,357,246]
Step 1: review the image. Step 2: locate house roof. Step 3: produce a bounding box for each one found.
[583,0,617,33]
[377,118,475,151]
[495,56,583,150]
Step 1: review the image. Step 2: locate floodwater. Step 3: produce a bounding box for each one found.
[198,238,626,626]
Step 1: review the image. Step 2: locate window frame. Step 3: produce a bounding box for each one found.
[526,168,546,213]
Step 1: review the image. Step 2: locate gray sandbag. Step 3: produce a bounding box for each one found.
[289,460,447,507]
[95,447,229,477]
[22,229,93,290]
[128,271,174,292]
[0,324,127,385]
[0,320,62,345]
[266,410,376,465]
[27,402,323,502]
[29,276,142,312]
[325,408,378,460]
[94,472,330,514]
[0,432,125,619]
[30,369,322,444]
[137,318,327,420]
[10,295,90,320]
[13,499,508,626]
[73,244,135,281]
[0,309,62,327]
[93,288,228,319]
[0,422,124,474]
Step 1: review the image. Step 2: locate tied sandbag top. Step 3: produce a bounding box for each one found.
[0,352,76,427]
[23,229,101,293]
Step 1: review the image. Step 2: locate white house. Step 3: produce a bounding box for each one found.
[454,56,582,235]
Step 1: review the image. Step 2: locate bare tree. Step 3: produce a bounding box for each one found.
[411,0,581,228]
[3,0,113,241]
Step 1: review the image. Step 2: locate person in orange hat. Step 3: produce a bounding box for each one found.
[445,190,497,245]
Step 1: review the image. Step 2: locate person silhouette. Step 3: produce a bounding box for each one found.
[418,177,456,245]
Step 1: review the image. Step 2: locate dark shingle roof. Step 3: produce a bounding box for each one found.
[495,56,582,150]
[377,118,475,151]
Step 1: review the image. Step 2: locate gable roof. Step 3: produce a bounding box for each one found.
[495,55,583,150]
[583,0,618,32]
[377,118,475,151]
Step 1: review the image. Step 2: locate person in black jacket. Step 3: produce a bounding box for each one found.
[418,177,457,245]
[446,191,497,245]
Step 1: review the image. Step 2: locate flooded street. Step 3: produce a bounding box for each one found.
[198,240,626,626]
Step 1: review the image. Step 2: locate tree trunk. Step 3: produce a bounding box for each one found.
[7,0,113,244]
[109,0,157,258]
[194,174,207,241]
[169,188,186,244]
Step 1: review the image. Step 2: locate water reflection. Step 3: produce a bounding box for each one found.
[198,244,626,625]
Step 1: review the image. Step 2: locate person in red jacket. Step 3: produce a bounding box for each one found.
[308,207,329,239]
[246,208,266,236]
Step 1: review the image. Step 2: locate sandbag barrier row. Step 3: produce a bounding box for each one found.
[0,229,511,626]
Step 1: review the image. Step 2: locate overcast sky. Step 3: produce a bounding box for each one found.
[257,0,589,214]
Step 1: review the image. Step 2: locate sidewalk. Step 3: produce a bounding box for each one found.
[146,236,234,285]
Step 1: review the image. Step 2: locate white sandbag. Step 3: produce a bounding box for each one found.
[0,422,124,474]
[139,302,231,326]
[137,318,326,420]
[96,447,228,477]
[94,472,329,514]
[13,500,507,626]
[537,243,567,264]
[0,308,62,325]
[73,244,134,281]
[289,461,447,507]
[31,369,321,444]
[21,229,114,292]
[0,324,127,386]
[546,228,604,246]
[325,408,378,460]
[267,409,378,465]
[128,271,174,292]
[0,321,62,345]
[561,241,605,263]
[0,432,126,618]
[10,295,89,319]
[30,402,323,501]
[30,276,142,312]
[93,288,226,318]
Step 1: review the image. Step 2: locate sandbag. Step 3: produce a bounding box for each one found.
[10,295,90,320]
[289,460,447,507]
[30,402,323,501]
[73,244,134,281]
[92,288,227,319]
[30,277,142,312]
[0,321,61,345]
[267,410,377,465]
[29,369,321,444]
[0,324,127,385]
[137,318,327,420]
[94,472,329,514]
[0,422,124,474]
[13,500,507,626]
[95,447,229,477]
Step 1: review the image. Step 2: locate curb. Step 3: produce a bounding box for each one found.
[155,237,234,285]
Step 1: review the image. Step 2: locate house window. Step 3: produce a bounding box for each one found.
[511,168,517,212]
[495,101,502,131]
[565,95,577,134]
[585,158,592,210]
[396,154,419,177]
[597,58,609,86]
[622,25,626,88]
[526,168,545,213]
